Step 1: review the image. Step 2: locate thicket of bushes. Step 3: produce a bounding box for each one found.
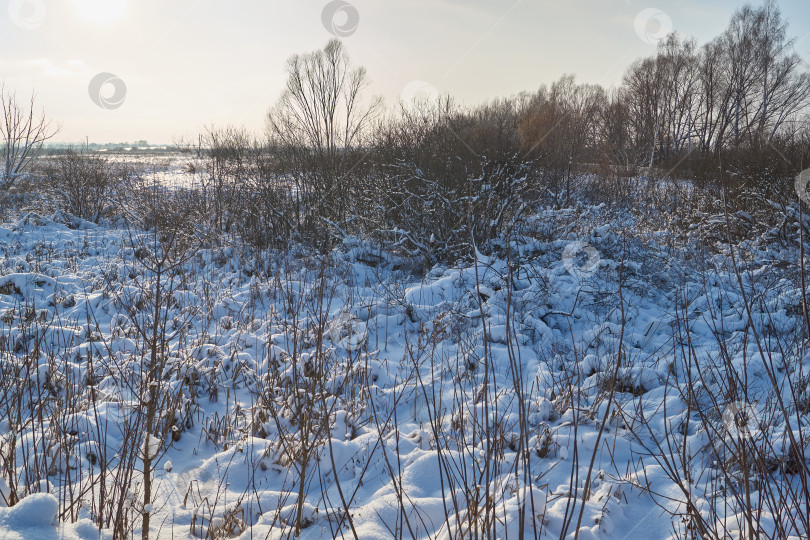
[180,1,808,263]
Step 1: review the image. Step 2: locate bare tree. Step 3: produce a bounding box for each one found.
[267,39,382,238]
[619,2,810,173]
[519,74,605,204]
[695,1,810,153]
[0,82,59,189]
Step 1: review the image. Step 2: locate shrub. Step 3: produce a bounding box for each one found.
[41,149,121,223]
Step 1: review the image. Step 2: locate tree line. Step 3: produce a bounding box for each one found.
[3,0,809,264]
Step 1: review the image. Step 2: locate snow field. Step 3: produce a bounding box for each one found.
[0,209,807,538]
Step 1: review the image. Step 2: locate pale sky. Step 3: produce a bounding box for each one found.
[3,0,810,144]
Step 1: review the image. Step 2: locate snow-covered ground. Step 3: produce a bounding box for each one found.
[0,204,807,539]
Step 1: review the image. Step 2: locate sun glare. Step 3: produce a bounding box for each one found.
[72,0,128,24]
